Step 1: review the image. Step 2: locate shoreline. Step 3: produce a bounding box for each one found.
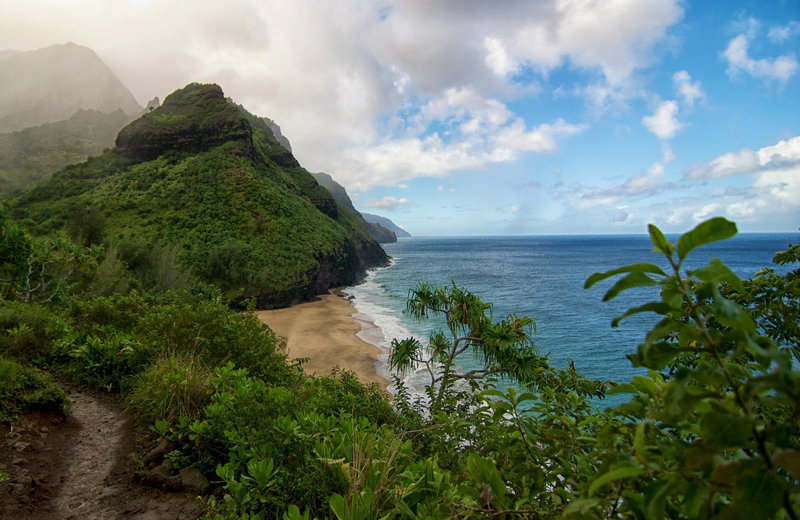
[255,291,391,389]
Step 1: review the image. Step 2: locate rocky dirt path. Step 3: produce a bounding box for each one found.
[52,386,129,519]
[1,384,202,520]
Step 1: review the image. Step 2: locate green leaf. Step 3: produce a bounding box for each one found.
[329,493,346,520]
[646,478,674,520]
[612,302,672,327]
[638,341,682,370]
[689,257,744,292]
[712,287,756,333]
[648,224,674,256]
[607,383,636,395]
[588,463,644,496]
[603,272,662,301]
[676,217,737,261]
[584,263,667,289]
[773,450,800,480]
[562,498,601,516]
[634,422,647,463]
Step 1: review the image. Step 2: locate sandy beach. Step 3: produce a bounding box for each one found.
[255,292,390,388]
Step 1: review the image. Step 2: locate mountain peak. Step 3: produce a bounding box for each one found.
[0,42,142,132]
[115,83,253,162]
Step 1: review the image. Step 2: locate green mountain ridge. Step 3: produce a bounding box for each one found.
[0,108,134,196]
[9,82,388,307]
[311,172,407,243]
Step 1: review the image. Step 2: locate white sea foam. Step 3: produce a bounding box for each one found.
[343,267,431,398]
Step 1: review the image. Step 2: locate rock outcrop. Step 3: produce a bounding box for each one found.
[116,84,254,162]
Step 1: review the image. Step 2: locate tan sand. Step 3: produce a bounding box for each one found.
[255,293,389,388]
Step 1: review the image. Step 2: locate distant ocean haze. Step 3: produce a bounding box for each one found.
[345,233,797,403]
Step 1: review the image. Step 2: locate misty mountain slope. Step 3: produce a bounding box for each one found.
[311,172,400,243]
[11,83,387,307]
[0,43,141,133]
[0,109,133,197]
[360,213,410,238]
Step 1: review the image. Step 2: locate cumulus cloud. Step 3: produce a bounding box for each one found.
[767,21,800,43]
[484,37,518,77]
[338,113,586,190]
[0,0,681,192]
[642,100,684,139]
[672,70,704,106]
[723,33,798,84]
[685,136,800,180]
[366,196,409,210]
[436,185,455,193]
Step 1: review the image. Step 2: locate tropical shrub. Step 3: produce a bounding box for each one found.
[0,356,70,421]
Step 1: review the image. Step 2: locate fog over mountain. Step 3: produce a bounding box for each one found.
[0,43,141,133]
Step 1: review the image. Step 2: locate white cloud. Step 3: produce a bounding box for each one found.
[692,203,721,222]
[484,37,518,77]
[436,185,455,193]
[510,0,683,85]
[491,118,587,155]
[767,21,800,43]
[753,168,800,204]
[723,34,798,84]
[611,206,633,224]
[685,136,800,180]
[642,100,684,139]
[0,0,680,192]
[571,145,674,209]
[338,114,586,190]
[366,196,409,210]
[672,70,704,106]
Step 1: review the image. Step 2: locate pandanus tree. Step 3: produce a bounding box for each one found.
[389,282,566,412]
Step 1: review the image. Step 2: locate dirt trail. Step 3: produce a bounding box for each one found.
[1,385,202,520]
[52,387,129,519]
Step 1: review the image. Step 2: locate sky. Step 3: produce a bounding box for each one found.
[1,0,798,236]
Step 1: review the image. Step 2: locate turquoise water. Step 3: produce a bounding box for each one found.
[344,233,797,400]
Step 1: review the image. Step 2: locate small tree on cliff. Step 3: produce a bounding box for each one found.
[388,281,603,412]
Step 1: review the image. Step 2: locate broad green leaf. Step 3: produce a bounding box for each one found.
[683,482,706,518]
[634,422,647,463]
[648,224,674,256]
[588,463,644,496]
[773,450,800,480]
[638,341,682,370]
[689,257,744,292]
[562,498,601,516]
[646,478,674,520]
[715,460,785,520]
[611,302,671,327]
[603,272,662,301]
[608,383,636,395]
[712,287,756,333]
[584,263,666,289]
[329,494,346,520]
[676,217,737,261]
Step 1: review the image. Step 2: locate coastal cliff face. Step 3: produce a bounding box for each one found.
[311,172,400,244]
[12,83,388,307]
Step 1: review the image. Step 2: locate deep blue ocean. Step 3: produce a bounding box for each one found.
[344,233,797,402]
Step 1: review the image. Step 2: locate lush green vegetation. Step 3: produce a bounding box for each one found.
[2,189,798,518]
[7,83,386,307]
[0,109,131,196]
